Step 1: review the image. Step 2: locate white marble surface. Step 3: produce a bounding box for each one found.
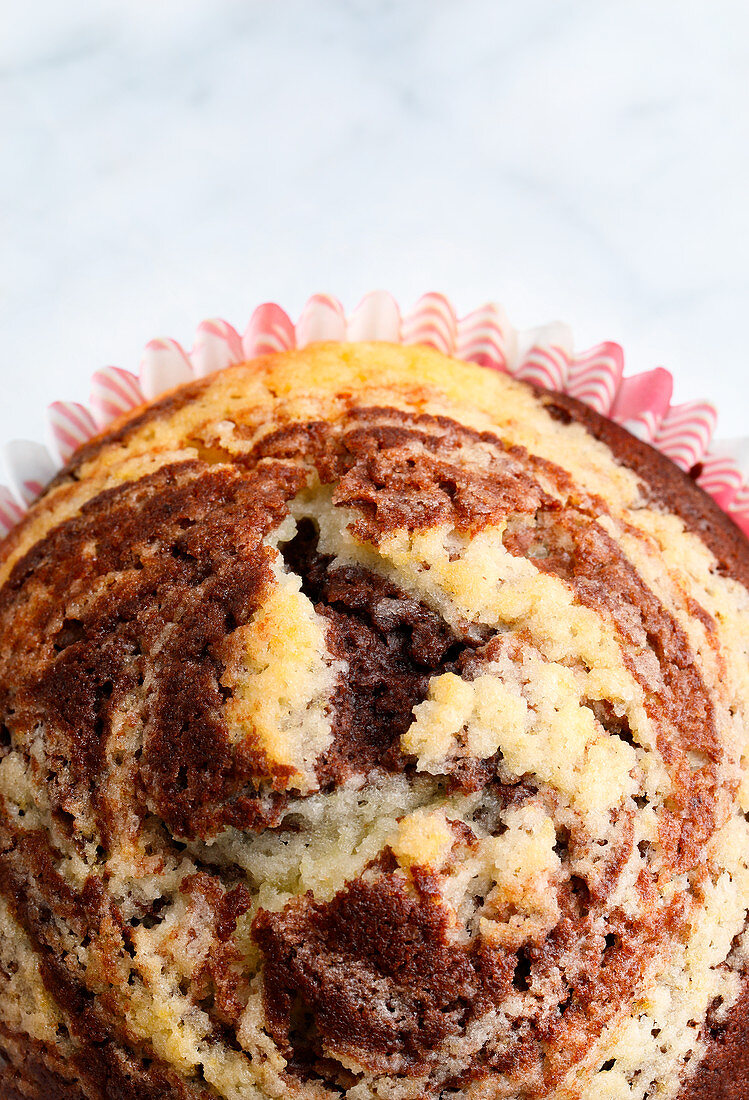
[1,0,748,454]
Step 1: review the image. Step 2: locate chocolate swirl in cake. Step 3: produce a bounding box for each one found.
[1,342,748,1100]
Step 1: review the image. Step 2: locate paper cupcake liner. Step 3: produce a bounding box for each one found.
[1,291,747,540]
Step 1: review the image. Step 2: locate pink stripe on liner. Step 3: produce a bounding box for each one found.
[515,344,571,392]
[0,487,24,541]
[697,454,744,511]
[567,342,624,415]
[47,402,99,464]
[611,367,673,434]
[243,303,296,358]
[621,410,663,444]
[401,293,457,354]
[456,303,513,371]
[192,319,244,378]
[90,367,145,428]
[728,484,749,537]
[653,401,718,472]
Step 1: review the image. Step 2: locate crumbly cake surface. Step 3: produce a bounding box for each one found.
[0,341,748,1100]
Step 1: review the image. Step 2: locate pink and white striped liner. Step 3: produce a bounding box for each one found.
[1,291,747,541]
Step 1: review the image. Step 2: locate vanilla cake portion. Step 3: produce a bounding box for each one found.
[1,342,748,1100]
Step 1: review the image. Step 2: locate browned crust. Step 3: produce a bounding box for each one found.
[536,387,749,591]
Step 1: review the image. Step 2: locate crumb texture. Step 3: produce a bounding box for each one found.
[1,342,748,1099]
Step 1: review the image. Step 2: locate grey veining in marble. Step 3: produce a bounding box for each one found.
[1,0,748,449]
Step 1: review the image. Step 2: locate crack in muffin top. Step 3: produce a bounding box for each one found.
[1,342,748,1100]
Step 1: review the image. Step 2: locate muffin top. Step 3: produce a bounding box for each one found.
[1,342,748,1100]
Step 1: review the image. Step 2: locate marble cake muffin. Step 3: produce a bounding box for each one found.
[1,342,748,1100]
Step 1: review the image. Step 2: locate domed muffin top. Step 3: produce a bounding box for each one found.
[1,342,748,1100]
